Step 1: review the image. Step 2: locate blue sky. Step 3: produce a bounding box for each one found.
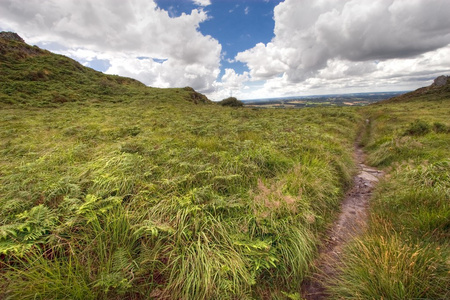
[1,0,450,100]
[196,0,282,76]
[157,1,281,59]
[155,0,284,78]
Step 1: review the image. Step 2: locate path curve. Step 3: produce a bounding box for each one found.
[301,143,384,299]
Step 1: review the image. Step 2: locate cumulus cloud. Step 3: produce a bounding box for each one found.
[209,69,250,99]
[236,0,450,86]
[192,0,211,7]
[0,0,221,92]
[221,69,250,89]
[237,44,450,100]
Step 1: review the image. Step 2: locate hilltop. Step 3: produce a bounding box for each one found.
[0,32,210,106]
[379,75,450,104]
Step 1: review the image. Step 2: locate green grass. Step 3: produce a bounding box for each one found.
[0,99,361,298]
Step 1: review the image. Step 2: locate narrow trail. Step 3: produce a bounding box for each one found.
[301,138,384,299]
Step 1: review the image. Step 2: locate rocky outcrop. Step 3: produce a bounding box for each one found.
[0,31,45,58]
[431,75,449,87]
[183,86,212,104]
[379,75,450,104]
[0,31,25,43]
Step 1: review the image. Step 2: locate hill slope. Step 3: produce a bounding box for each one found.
[0,31,210,106]
[379,75,450,104]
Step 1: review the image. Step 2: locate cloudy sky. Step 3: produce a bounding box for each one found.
[1,0,450,100]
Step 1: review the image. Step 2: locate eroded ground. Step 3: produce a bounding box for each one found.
[301,146,384,299]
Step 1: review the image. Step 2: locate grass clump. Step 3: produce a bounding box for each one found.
[332,234,448,299]
[403,119,431,136]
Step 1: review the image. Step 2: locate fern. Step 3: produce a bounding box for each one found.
[0,240,33,255]
[133,219,175,239]
[77,194,122,223]
[0,224,19,240]
[47,177,82,201]
[17,204,58,238]
[93,248,134,294]
[0,205,58,255]
[233,237,279,272]
[0,198,31,221]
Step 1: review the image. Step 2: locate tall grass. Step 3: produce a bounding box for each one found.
[331,234,448,299]
[0,99,361,298]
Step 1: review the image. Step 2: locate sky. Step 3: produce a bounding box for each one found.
[1,0,450,101]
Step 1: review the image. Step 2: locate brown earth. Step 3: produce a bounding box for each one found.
[301,142,384,299]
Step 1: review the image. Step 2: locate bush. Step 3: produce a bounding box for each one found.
[218,97,244,107]
[404,119,431,136]
[433,122,449,133]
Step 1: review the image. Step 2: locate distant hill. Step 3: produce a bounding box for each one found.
[379,75,450,104]
[0,32,210,106]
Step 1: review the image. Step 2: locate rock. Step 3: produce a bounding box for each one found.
[0,31,25,43]
[362,167,378,173]
[0,31,44,58]
[432,75,449,87]
[358,171,379,182]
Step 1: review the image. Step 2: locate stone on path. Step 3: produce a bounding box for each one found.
[358,171,379,182]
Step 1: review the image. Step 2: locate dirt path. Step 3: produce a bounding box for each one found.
[301,142,384,299]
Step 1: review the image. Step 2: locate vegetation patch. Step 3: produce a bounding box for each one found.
[218,96,244,107]
[0,99,361,298]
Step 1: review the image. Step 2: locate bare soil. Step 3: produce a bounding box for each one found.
[301,144,384,299]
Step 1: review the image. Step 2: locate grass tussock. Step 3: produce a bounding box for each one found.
[331,234,448,299]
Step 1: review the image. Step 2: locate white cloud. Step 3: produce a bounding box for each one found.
[236,44,450,100]
[209,69,250,100]
[234,0,450,98]
[0,0,221,92]
[192,0,211,7]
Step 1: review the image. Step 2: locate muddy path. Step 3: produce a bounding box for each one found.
[301,141,384,299]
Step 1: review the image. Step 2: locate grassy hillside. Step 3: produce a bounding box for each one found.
[0,33,362,299]
[0,33,209,107]
[328,79,450,298]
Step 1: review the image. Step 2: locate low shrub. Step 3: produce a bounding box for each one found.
[404,119,431,136]
[218,97,244,107]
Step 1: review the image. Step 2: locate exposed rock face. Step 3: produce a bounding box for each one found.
[183,86,212,104]
[0,32,44,58]
[432,75,449,87]
[0,31,25,43]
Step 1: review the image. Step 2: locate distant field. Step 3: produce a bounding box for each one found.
[243,91,408,108]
